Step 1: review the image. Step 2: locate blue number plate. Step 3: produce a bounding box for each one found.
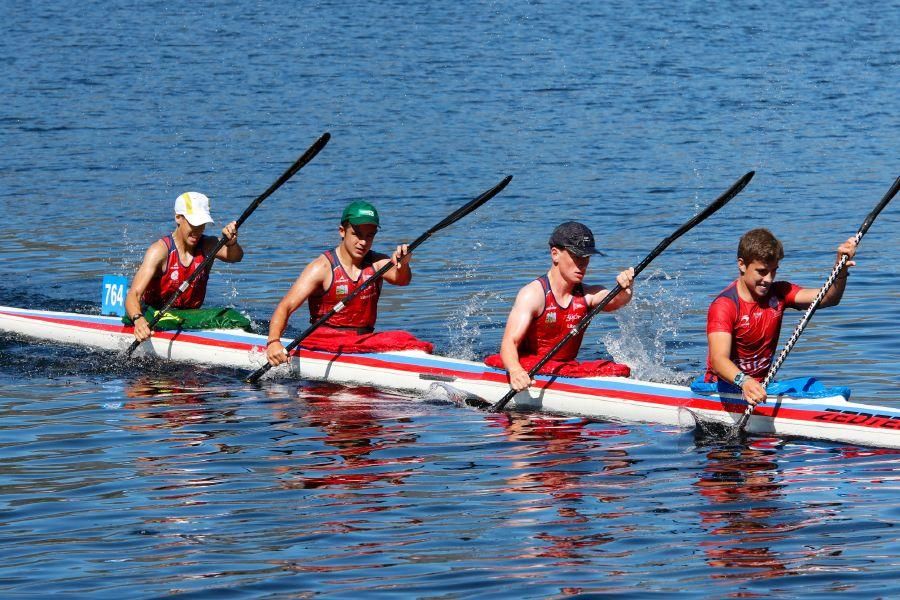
[101,275,128,317]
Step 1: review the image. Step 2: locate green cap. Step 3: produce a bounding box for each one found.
[341,200,380,226]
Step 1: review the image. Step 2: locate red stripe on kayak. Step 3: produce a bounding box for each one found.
[3,312,132,333]
[4,312,258,352]
[9,311,898,433]
[291,348,725,413]
[296,352,900,431]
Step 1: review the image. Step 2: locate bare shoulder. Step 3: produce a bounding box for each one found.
[132,239,168,282]
[514,280,545,313]
[302,254,332,281]
[280,255,332,303]
[142,238,168,264]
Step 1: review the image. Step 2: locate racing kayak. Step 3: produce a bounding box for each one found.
[2,304,899,449]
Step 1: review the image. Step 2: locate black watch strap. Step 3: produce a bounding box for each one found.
[131,313,146,322]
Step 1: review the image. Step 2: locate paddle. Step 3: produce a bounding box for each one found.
[124,132,331,358]
[489,171,756,413]
[733,175,900,434]
[244,174,514,384]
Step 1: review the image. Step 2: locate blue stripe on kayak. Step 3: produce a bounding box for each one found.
[5,308,269,344]
[11,308,886,413]
[340,350,696,399]
[5,310,703,402]
[14,310,123,326]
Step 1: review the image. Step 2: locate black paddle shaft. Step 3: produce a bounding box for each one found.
[244,175,514,384]
[489,171,756,413]
[734,175,900,433]
[124,132,331,358]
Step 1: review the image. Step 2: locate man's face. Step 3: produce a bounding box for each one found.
[176,215,206,248]
[340,223,378,259]
[552,246,590,283]
[739,258,779,300]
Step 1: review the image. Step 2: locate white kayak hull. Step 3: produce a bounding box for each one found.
[2,305,900,449]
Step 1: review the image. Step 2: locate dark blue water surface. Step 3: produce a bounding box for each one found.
[2,1,899,596]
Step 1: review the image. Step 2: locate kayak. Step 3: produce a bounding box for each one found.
[2,304,900,449]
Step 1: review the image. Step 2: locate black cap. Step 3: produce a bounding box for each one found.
[548,221,604,257]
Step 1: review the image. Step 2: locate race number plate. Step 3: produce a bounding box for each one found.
[101,275,128,316]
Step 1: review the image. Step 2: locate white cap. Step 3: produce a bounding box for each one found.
[174,192,214,226]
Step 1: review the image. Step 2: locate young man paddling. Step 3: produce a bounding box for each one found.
[265,201,432,366]
[705,228,857,406]
[125,192,242,343]
[486,221,635,391]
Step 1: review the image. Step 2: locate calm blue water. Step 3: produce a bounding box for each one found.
[2,1,899,596]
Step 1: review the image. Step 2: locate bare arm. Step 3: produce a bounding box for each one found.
[792,237,857,309]
[499,281,544,392]
[376,244,413,286]
[124,241,167,342]
[585,267,635,311]
[265,256,330,366]
[211,221,244,263]
[708,331,767,405]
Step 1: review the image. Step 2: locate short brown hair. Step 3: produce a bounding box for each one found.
[738,228,784,263]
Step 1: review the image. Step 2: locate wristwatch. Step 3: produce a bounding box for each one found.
[131,313,146,323]
[733,371,747,388]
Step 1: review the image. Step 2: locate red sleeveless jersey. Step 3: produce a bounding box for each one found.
[141,235,211,309]
[704,280,802,380]
[521,275,589,361]
[308,250,382,332]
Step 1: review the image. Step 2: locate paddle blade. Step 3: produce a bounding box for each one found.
[708,170,755,213]
[235,132,331,228]
[123,338,140,358]
[633,171,754,275]
[857,175,900,239]
[427,175,512,236]
[246,362,272,384]
[489,388,517,413]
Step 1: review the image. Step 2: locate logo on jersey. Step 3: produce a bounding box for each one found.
[545,311,557,324]
[170,270,179,281]
[336,284,349,297]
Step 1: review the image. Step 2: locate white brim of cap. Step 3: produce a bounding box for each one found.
[180,212,214,226]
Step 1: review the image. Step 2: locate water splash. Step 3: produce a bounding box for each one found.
[601,267,692,384]
[444,289,505,360]
[442,241,507,360]
[225,281,240,304]
[117,224,143,276]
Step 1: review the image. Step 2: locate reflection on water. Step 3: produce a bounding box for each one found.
[696,443,791,579]
[496,415,634,562]
[1,361,900,596]
[692,439,900,593]
[274,384,421,490]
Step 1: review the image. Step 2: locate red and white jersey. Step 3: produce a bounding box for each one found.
[704,279,803,380]
[308,249,382,332]
[521,275,588,361]
[141,235,211,309]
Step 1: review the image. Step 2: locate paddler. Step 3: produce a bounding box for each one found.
[485,221,635,391]
[704,228,857,406]
[264,200,432,366]
[125,192,242,342]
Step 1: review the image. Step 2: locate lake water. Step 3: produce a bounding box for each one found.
[2,1,899,596]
